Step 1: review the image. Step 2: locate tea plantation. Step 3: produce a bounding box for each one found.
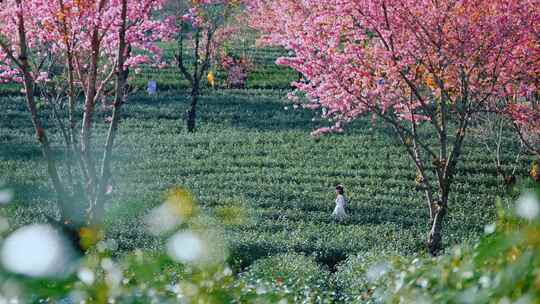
[0,82,533,300]
[0,46,536,302]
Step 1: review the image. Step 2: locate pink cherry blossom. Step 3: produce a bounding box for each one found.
[247,0,539,133]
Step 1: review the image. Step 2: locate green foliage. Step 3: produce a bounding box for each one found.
[0,44,536,301]
[238,252,335,303]
[0,87,534,286]
[333,251,396,303]
[0,248,293,303]
[354,185,540,303]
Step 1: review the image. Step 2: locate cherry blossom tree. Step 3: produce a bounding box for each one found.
[247,0,539,254]
[506,1,540,160]
[170,0,239,132]
[0,0,170,233]
[500,0,540,181]
[506,97,540,160]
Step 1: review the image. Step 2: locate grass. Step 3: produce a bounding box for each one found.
[0,88,530,272]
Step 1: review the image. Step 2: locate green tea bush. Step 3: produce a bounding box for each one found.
[360,184,540,303]
[237,252,335,303]
[0,188,293,303]
[0,185,538,302]
[0,248,295,303]
[334,251,397,303]
[1,78,536,302]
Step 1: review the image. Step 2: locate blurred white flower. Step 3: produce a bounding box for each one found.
[97,241,108,253]
[67,290,87,304]
[0,189,13,204]
[106,267,123,289]
[394,272,405,292]
[484,223,496,234]
[166,231,203,263]
[499,297,511,304]
[101,258,123,288]
[417,278,429,289]
[166,283,181,294]
[516,192,539,220]
[366,261,389,283]
[515,295,533,304]
[1,224,76,277]
[479,275,490,289]
[101,258,115,271]
[77,267,95,285]
[146,203,182,236]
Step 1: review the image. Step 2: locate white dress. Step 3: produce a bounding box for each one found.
[333,194,347,220]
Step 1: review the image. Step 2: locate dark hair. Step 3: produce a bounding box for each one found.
[335,185,344,195]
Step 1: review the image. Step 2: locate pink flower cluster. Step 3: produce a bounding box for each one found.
[247,0,540,135]
[507,103,540,134]
[0,0,173,84]
[219,50,251,88]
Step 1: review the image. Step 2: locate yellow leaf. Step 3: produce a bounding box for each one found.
[79,226,104,250]
[530,161,539,182]
[166,186,197,219]
[207,71,215,88]
[425,75,437,90]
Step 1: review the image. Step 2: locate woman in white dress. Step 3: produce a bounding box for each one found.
[333,185,347,221]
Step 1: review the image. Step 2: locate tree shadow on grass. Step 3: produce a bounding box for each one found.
[125,90,405,140]
[344,205,423,228]
[127,91,324,132]
[175,93,316,132]
[0,141,43,161]
[254,199,424,230]
[7,181,55,204]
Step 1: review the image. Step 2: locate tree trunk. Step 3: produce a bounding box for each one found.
[89,0,129,225]
[13,1,71,221]
[427,193,448,256]
[186,86,199,133]
[80,28,101,196]
[91,91,125,224]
